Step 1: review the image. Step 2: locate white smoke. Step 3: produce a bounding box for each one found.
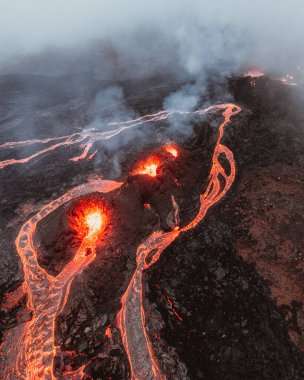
[87,86,137,131]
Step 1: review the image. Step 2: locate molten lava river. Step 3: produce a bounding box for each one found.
[0,103,241,379]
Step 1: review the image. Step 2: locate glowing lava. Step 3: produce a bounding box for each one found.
[0,180,122,379]
[71,202,106,239]
[117,103,241,380]
[86,211,103,235]
[165,145,178,158]
[1,102,241,380]
[244,69,264,78]
[0,101,239,172]
[132,157,160,177]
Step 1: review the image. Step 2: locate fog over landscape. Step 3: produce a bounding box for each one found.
[1,0,303,79]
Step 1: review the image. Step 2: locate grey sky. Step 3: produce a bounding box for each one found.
[0,1,303,75]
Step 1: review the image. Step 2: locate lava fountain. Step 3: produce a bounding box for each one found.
[70,201,106,239]
[85,211,103,235]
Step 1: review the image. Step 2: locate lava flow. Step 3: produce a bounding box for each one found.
[117,103,241,380]
[0,180,122,379]
[1,103,233,172]
[1,103,241,379]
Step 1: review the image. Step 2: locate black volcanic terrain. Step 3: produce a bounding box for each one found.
[0,73,304,379]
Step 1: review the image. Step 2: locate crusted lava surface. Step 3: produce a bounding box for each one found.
[0,73,304,379]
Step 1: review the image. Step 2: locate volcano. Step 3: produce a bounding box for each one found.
[0,73,304,380]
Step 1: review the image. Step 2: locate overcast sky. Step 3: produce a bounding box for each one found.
[0,1,303,76]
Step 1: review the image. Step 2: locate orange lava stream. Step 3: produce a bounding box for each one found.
[0,180,122,379]
[1,105,234,172]
[0,124,145,170]
[117,103,241,380]
[163,290,183,322]
[1,102,241,380]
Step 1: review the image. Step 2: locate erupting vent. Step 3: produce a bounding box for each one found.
[165,145,178,158]
[70,201,106,239]
[132,157,160,177]
[85,210,103,236]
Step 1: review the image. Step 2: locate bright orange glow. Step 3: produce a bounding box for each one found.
[0,180,121,379]
[244,69,264,78]
[85,210,103,236]
[118,103,242,380]
[132,157,160,177]
[105,326,112,339]
[1,104,242,380]
[70,201,106,239]
[165,146,178,157]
